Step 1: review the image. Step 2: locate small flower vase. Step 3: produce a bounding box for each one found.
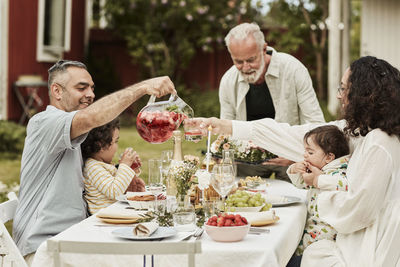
[173,194,196,232]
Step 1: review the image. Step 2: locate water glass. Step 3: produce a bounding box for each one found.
[173,213,196,232]
[173,207,196,232]
[203,199,217,218]
[148,159,163,194]
[183,122,204,142]
[172,195,196,232]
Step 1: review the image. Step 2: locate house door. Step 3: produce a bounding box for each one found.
[0,0,9,120]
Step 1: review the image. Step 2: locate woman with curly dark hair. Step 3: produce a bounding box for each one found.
[81,118,145,214]
[188,56,400,266]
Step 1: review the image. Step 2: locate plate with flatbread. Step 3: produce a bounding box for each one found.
[98,217,140,224]
[96,207,143,224]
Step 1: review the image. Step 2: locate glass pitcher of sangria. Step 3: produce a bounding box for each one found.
[136,94,194,143]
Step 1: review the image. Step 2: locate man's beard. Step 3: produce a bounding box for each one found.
[241,54,265,84]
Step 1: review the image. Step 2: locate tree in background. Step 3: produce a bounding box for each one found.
[99,0,263,94]
[264,0,360,102]
[350,1,361,63]
[265,0,329,100]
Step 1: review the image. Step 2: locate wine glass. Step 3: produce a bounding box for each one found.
[210,163,236,212]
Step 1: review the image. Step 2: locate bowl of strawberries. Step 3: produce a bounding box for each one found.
[204,213,250,242]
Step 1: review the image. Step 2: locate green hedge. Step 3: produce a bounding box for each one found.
[185,89,220,118]
[0,120,26,158]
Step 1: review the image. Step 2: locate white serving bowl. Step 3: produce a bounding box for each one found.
[204,223,250,242]
[245,180,268,192]
[228,205,264,212]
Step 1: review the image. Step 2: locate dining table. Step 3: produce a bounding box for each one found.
[32,178,307,267]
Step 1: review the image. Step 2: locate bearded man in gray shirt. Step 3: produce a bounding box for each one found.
[12,60,176,263]
[219,23,325,179]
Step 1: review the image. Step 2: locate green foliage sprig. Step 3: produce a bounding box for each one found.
[155,211,174,227]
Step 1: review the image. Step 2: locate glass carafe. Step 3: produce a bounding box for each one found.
[136,94,194,143]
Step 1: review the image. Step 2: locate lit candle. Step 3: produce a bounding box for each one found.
[206,125,212,171]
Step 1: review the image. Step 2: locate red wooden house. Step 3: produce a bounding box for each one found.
[0,0,232,123]
[0,0,89,123]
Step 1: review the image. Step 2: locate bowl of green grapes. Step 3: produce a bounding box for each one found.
[225,190,271,212]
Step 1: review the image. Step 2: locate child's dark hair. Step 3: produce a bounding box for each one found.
[304,125,350,158]
[81,118,120,159]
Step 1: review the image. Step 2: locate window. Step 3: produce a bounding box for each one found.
[36,0,72,62]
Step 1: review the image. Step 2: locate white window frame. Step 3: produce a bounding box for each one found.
[36,0,72,62]
[0,0,9,120]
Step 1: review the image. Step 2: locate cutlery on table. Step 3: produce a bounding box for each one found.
[249,227,270,234]
[195,228,204,240]
[182,228,204,241]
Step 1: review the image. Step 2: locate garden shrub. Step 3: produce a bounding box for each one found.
[186,89,220,118]
[0,120,26,157]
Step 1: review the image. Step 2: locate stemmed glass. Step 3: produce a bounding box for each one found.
[210,163,236,212]
[160,150,173,188]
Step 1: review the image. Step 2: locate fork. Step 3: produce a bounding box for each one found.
[182,228,203,241]
[195,228,204,240]
[250,227,270,233]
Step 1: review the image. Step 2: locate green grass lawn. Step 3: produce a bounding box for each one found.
[0,157,22,185]
[0,127,212,186]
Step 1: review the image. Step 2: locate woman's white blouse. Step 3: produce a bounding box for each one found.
[232,118,400,266]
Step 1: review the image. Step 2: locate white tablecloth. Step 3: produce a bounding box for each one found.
[32,179,307,267]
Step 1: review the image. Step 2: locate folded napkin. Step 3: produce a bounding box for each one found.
[264,194,288,204]
[133,221,159,237]
[237,210,277,224]
[195,170,211,190]
[96,207,143,220]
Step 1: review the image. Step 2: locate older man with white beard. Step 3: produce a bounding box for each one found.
[219,22,324,179]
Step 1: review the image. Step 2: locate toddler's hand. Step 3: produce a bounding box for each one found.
[119,148,136,166]
[134,167,142,176]
[302,163,323,187]
[289,162,307,174]
[125,177,146,193]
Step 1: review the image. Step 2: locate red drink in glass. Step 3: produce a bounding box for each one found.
[130,161,141,170]
[184,130,203,142]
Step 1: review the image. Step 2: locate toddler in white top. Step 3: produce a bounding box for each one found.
[287,125,350,254]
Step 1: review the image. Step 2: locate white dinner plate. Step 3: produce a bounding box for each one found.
[116,192,156,208]
[112,227,177,240]
[270,196,303,207]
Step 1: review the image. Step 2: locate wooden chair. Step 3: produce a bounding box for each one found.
[0,192,28,267]
[47,239,201,267]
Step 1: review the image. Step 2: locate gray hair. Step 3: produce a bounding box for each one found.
[48,60,87,89]
[224,23,265,53]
